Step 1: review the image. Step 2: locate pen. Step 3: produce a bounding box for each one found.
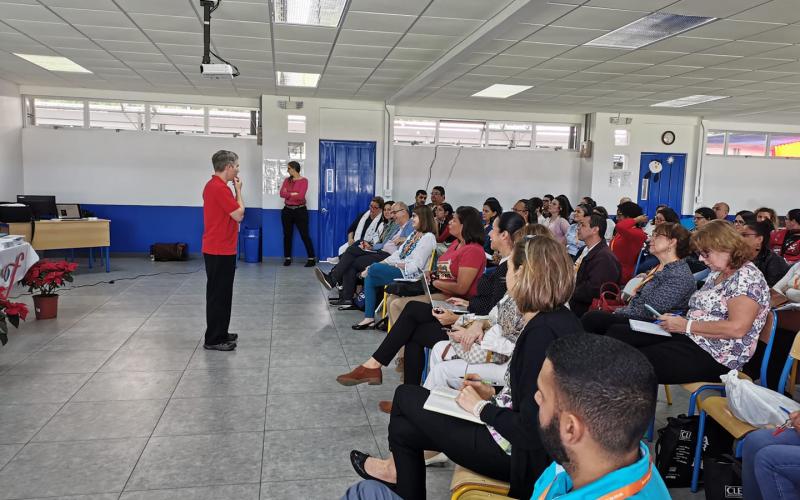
[781,406,793,415]
[460,377,493,385]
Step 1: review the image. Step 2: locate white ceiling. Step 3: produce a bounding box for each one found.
[2,0,800,122]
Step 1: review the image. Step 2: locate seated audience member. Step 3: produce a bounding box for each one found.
[619,196,632,204]
[409,189,427,213]
[512,199,530,224]
[547,196,571,245]
[742,412,800,500]
[532,334,669,499]
[318,202,412,306]
[771,208,800,264]
[433,202,455,243]
[734,210,757,234]
[340,197,385,255]
[743,219,790,287]
[638,207,681,273]
[528,197,546,224]
[482,198,503,254]
[385,206,487,325]
[611,201,648,283]
[351,206,437,330]
[337,211,516,387]
[542,194,554,218]
[580,196,596,211]
[775,261,800,303]
[713,201,731,221]
[693,207,716,230]
[556,195,573,220]
[423,223,552,392]
[756,206,779,229]
[565,204,591,261]
[347,234,582,500]
[594,206,615,242]
[428,185,445,208]
[582,223,695,335]
[569,213,622,317]
[608,220,770,384]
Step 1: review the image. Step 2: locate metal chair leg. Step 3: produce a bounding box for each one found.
[665,385,673,405]
[690,410,708,493]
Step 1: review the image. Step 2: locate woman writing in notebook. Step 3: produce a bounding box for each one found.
[348,234,583,500]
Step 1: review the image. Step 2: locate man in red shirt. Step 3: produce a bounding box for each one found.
[610,201,647,284]
[202,150,244,351]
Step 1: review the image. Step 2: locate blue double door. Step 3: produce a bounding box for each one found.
[637,152,687,218]
[318,140,377,260]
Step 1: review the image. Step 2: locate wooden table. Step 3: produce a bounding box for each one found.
[0,219,111,272]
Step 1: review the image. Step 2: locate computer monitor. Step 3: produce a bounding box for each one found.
[17,195,58,220]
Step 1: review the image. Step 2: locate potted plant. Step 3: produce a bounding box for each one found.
[0,288,29,346]
[21,260,78,320]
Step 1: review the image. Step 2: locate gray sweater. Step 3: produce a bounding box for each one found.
[615,259,696,320]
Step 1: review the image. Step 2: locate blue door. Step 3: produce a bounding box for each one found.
[637,152,687,218]
[318,140,377,260]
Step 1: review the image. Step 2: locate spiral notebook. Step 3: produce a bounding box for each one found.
[423,387,485,425]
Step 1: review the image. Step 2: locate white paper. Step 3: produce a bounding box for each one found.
[629,319,672,337]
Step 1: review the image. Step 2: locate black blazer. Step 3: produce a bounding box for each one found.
[480,307,584,499]
[469,260,508,316]
[569,240,621,317]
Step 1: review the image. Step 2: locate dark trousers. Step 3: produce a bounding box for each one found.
[330,243,388,299]
[389,384,511,499]
[581,310,632,335]
[372,301,449,385]
[281,206,315,259]
[204,253,236,346]
[607,327,729,384]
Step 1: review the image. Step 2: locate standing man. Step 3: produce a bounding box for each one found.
[202,150,244,351]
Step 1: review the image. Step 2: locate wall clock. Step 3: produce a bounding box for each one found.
[661,130,675,145]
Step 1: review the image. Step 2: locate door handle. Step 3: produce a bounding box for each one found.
[321,208,328,214]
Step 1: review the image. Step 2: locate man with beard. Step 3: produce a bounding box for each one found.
[532,334,669,499]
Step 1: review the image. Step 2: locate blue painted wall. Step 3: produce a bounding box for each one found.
[81,204,319,257]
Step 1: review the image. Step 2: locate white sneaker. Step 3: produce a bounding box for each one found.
[425,452,449,467]
[325,257,339,264]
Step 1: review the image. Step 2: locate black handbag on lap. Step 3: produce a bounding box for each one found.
[385,281,425,297]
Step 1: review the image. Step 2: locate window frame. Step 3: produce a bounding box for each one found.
[705,129,800,160]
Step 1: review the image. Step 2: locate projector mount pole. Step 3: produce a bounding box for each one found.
[201,0,213,65]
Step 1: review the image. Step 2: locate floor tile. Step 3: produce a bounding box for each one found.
[0,373,91,404]
[33,400,167,442]
[65,317,146,335]
[262,426,379,482]
[7,350,113,375]
[0,438,147,499]
[267,365,352,395]
[0,403,62,444]
[269,328,340,346]
[154,395,266,436]
[42,332,133,352]
[187,346,270,370]
[126,432,262,490]
[122,332,201,350]
[0,444,22,470]
[265,392,369,430]
[121,484,260,500]
[260,476,360,500]
[101,349,195,372]
[74,371,182,401]
[173,368,269,398]
[269,345,346,367]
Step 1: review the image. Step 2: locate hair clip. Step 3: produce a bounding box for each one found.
[523,235,538,241]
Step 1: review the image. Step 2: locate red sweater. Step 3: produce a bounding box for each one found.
[279,177,308,206]
[610,218,647,284]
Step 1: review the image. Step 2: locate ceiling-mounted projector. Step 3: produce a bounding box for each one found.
[201,63,234,79]
[199,0,239,79]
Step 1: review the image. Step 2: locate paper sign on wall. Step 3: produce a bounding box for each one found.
[325,169,334,193]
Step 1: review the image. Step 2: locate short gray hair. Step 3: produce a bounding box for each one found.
[212,150,238,172]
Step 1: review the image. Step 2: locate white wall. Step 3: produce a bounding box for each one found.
[22,127,261,206]
[393,145,581,211]
[0,78,23,201]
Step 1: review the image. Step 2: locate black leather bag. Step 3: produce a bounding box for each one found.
[385,280,425,297]
[150,242,188,261]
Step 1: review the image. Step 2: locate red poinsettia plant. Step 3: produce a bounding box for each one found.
[0,287,29,346]
[22,260,79,297]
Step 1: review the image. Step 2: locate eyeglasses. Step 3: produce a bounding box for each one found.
[390,209,405,214]
[741,232,759,238]
[733,219,745,225]
[698,250,710,259]
[693,215,703,220]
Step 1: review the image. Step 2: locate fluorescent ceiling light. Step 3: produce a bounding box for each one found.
[271,0,347,27]
[276,71,320,87]
[585,13,716,50]
[651,95,729,108]
[14,53,91,73]
[472,84,533,99]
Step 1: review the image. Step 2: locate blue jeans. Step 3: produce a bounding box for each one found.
[364,263,403,319]
[743,428,800,500]
[341,480,401,500]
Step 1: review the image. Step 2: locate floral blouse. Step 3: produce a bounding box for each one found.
[686,262,770,370]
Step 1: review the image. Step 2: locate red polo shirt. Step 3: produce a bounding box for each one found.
[202,175,240,255]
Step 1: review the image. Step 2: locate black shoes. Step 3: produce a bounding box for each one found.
[304,258,316,267]
[315,267,336,290]
[283,258,292,266]
[226,333,238,342]
[350,450,396,490]
[352,321,375,330]
[203,341,236,351]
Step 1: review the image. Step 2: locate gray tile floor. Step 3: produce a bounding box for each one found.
[0,257,703,499]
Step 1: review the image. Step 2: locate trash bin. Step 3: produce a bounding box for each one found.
[242,227,261,263]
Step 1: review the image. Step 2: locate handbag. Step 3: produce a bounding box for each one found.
[703,454,742,500]
[655,414,700,488]
[589,282,625,313]
[385,280,425,297]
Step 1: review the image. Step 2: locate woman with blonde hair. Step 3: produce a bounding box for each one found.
[348,233,583,500]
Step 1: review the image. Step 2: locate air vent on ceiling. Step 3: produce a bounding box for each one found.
[585,12,716,50]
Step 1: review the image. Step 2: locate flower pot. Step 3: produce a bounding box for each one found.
[33,294,59,320]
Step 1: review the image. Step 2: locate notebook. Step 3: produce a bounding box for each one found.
[629,319,672,337]
[422,278,468,313]
[423,387,485,425]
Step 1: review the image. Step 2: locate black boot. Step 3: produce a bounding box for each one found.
[304,257,316,267]
[283,258,292,266]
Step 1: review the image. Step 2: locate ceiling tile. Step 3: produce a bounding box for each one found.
[744,24,800,44]
[79,25,149,42]
[212,34,270,51]
[612,50,685,64]
[701,40,790,57]
[664,0,769,18]
[51,8,135,28]
[584,61,652,74]
[36,35,99,50]
[327,56,381,69]
[715,57,794,70]
[348,0,430,16]
[731,0,800,24]
[425,0,508,20]
[409,17,483,37]
[95,39,159,53]
[586,0,673,9]
[388,46,442,62]
[274,52,327,66]
[494,22,543,42]
[558,45,630,61]
[156,43,199,56]
[114,0,197,17]
[6,19,84,37]
[485,53,548,68]
[325,66,373,77]
[552,6,646,30]
[756,44,800,59]
[273,39,329,55]
[40,0,118,9]
[666,53,741,67]
[337,29,403,47]
[145,30,202,45]
[525,26,608,45]
[635,65,702,76]
[469,65,523,77]
[273,25,335,43]
[537,58,598,71]
[396,33,458,50]
[683,19,781,40]
[0,3,63,22]
[503,42,574,58]
[645,36,727,52]
[213,1,268,23]
[129,14,198,32]
[343,12,416,33]
[513,2,581,26]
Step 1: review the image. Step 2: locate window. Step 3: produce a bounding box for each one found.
[30,98,84,127]
[705,130,725,155]
[486,122,532,148]
[89,101,145,130]
[149,103,204,134]
[209,106,257,136]
[614,128,630,146]
[393,117,436,145]
[288,114,306,134]
[769,133,800,158]
[535,124,577,150]
[437,120,486,147]
[288,141,305,160]
[726,132,767,157]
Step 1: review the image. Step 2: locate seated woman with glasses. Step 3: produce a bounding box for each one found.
[637,206,682,273]
[742,220,790,287]
[693,206,716,230]
[607,220,770,384]
[733,210,757,234]
[512,199,530,224]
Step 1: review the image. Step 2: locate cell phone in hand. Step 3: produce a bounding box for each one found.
[644,304,660,318]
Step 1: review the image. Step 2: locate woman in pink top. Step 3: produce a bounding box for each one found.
[547,196,570,245]
[279,161,316,267]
